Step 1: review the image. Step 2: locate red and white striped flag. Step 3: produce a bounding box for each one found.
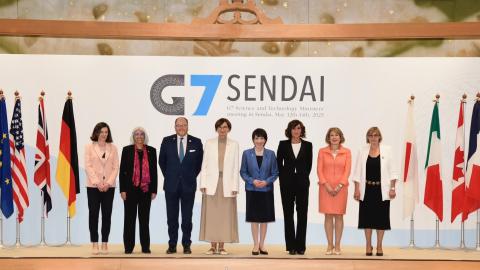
[9,97,29,223]
[34,95,52,215]
[451,101,465,222]
[402,99,419,219]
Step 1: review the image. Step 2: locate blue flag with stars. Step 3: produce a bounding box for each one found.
[0,97,13,218]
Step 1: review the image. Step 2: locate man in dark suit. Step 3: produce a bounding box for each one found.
[159,117,203,254]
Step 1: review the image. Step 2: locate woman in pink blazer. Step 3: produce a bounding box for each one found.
[85,122,119,255]
[317,127,351,255]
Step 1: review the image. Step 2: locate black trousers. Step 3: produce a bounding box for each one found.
[87,187,115,243]
[165,184,195,246]
[123,188,152,252]
[280,177,309,252]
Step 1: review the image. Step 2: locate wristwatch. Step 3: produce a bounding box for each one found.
[390,187,396,191]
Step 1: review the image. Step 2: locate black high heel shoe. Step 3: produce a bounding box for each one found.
[259,249,268,255]
[366,247,373,256]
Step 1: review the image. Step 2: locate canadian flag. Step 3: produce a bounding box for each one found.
[451,101,465,222]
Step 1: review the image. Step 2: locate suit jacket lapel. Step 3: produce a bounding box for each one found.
[224,138,231,161]
[297,140,305,160]
[259,150,268,172]
[172,136,182,163]
[286,141,296,160]
[249,148,261,172]
[184,135,192,160]
[288,140,303,160]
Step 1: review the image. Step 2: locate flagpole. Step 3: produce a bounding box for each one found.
[0,91,5,249]
[66,212,74,246]
[476,210,480,251]
[65,91,73,246]
[12,92,25,248]
[428,94,448,250]
[13,92,21,248]
[0,214,16,248]
[64,91,76,247]
[0,215,3,248]
[40,193,66,247]
[0,215,13,248]
[476,95,480,252]
[432,95,443,249]
[39,192,47,247]
[0,90,15,249]
[408,215,417,248]
[14,218,21,248]
[35,191,54,248]
[0,93,4,249]
[433,218,442,248]
[37,91,50,248]
[405,95,418,249]
[459,94,467,250]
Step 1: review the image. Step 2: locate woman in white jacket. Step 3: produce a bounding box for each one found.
[353,127,398,256]
[199,118,240,255]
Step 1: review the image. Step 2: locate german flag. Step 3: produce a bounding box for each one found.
[56,94,79,218]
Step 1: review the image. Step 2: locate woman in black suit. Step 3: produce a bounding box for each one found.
[276,119,312,255]
[119,127,158,254]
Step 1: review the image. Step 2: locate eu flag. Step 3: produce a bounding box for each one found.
[0,96,13,218]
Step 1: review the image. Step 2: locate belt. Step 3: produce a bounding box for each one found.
[366,180,381,186]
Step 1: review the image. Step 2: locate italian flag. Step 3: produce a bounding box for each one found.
[424,102,443,221]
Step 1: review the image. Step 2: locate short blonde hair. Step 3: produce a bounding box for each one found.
[325,127,345,145]
[366,127,382,143]
[130,126,149,145]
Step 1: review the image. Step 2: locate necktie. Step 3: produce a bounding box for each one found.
[179,137,185,162]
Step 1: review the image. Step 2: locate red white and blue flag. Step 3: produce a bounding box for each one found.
[465,100,480,220]
[34,95,52,215]
[9,97,29,223]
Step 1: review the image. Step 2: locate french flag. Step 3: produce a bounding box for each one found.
[465,100,480,220]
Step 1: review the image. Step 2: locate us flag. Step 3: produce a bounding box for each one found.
[9,97,29,223]
[34,94,52,215]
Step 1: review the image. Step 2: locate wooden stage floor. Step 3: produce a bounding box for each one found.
[1,244,480,270]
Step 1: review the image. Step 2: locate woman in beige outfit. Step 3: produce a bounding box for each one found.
[199,118,239,255]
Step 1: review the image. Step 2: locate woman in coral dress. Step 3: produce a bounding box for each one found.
[317,127,351,255]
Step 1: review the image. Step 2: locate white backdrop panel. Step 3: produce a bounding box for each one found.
[0,55,479,247]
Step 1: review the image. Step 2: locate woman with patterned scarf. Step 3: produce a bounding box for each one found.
[119,127,158,254]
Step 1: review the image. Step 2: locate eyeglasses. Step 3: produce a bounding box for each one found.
[368,134,380,138]
[175,124,187,128]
